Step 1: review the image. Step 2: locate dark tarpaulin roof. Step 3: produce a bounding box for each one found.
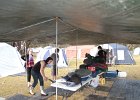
[0,0,140,45]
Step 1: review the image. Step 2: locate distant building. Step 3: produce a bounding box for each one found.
[66,45,96,59]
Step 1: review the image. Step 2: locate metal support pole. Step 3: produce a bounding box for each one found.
[75,31,79,69]
[55,17,58,100]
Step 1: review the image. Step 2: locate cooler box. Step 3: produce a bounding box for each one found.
[118,72,127,77]
[104,71,118,78]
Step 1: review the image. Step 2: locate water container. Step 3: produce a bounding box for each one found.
[118,72,127,77]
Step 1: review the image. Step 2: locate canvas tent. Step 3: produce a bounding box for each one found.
[32,47,43,53]
[36,46,68,68]
[101,43,135,65]
[36,46,53,62]
[0,43,25,77]
[133,47,140,55]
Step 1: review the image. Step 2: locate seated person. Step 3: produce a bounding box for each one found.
[79,59,89,69]
[94,46,107,64]
[79,53,95,69]
[85,53,95,65]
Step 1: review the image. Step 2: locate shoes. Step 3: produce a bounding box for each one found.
[27,82,32,88]
[29,86,35,95]
[41,93,48,96]
[40,86,48,96]
[29,91,35,95]
[28,84,32,88]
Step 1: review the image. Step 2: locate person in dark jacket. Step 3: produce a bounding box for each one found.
[29,57,53,96]
[50,48,59,80]
[97,46,107,63]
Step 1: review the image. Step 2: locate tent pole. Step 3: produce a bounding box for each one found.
[76,31,79,69]
[55,17,58,100]
[24,41,27,62]
[115,43,118,70]
[24,41,28,83]
[108,43,109,65]
[58,17,79,69]
[5,18,55,35]
[76,46,77,69]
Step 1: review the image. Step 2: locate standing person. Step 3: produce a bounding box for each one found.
[21,49,34,87]
[97,46,107,63]
[51,48,59,81]
[29,57,53,95]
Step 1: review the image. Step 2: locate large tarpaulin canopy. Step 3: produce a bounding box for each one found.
[0,0,140,45]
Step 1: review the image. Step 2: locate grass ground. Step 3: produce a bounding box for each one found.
[0,56,140,99]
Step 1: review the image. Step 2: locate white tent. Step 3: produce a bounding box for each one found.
[133,47,140,55]
[32,47,43,53]
[90,47,98,57]
[101,43,135,65]
[0,43,25,78]
[36,47,68,68]
[36,46,52,62]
